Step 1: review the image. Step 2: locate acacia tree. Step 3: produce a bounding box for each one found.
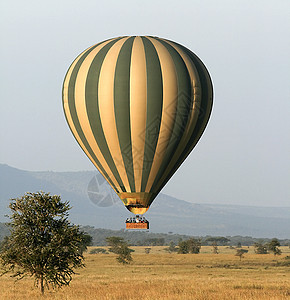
[212,241,219,254]
[267,238,282,256]
[106,236,133,264]
[0,192,88,294]
[235,249,248,261]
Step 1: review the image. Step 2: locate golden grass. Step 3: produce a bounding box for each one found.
[1,246,289,299]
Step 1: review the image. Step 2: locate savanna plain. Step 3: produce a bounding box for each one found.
[1,246,290,300]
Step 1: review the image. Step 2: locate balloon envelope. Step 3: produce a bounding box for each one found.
[62,36,213,214]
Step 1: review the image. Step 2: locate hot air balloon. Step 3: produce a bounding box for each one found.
[62,36,213,227]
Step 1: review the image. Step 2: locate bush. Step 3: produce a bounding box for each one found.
[254,243,268,254]
[178,238,201,254]
[164,241,178,253]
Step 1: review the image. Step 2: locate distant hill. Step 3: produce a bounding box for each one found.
[0,164,289,238]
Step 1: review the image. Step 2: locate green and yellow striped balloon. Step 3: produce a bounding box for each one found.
[62,36,213,214]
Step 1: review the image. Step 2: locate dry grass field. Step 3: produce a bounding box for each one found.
[1,246,290,300]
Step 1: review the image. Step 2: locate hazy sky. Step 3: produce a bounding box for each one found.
[1,0,289,207]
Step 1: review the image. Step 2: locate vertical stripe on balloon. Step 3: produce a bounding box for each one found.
[114,37,135,192]
[129,37,147,192]
[98,37,132,192]
[140,37,163,192]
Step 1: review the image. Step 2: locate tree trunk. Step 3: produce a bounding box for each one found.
[40,274,44,295]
